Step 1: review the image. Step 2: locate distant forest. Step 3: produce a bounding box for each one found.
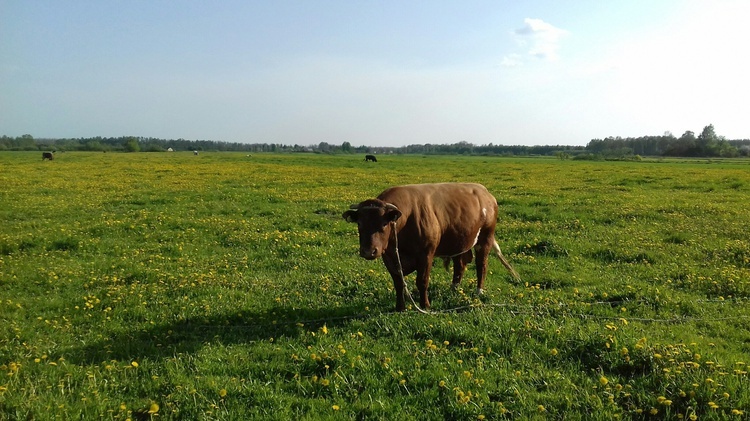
[3,124,749,158]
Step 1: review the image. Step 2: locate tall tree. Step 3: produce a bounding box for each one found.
[697,124,718,156]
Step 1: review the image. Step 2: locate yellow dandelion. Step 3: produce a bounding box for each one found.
[599,376,609,386]
[550,348,558,356]
[320,378,330,386]
[219,389,227,397]
[439,380,446,388]
[321,324,328,335]
[332,405,340,411]
[131,361,139,368]
[148,403,159,414]
[538,405,546,412]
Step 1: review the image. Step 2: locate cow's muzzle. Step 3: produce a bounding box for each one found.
[359,248,380,260]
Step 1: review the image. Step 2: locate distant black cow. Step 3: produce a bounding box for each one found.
[364,154,377,162]
[42,152,54,161]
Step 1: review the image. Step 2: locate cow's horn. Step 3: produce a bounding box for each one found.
[384,203,399,210]
[349,204,360,209]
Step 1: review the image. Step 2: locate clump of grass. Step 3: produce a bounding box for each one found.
[516,240,569,257]
[48,236,80,252]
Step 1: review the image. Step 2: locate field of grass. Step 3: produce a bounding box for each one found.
[1,151,749,420]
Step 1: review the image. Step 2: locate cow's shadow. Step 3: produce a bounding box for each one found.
[64,303,374,365]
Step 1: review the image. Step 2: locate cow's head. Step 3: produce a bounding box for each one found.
[343,199,402,260]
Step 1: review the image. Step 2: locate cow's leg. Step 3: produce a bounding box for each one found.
[415,254,434,309]
[451,250,473,290]
[474,234,493,295]
[384,254,416,312]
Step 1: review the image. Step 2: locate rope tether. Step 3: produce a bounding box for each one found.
[390,221,431,314]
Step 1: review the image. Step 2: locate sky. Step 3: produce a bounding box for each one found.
[1,1,749,147]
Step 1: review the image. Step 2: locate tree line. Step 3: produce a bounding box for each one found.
[2,124,748,158]
[586,125,750,158]
[0,135,585,156]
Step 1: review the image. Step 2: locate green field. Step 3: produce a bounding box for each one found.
[1,152,749,420]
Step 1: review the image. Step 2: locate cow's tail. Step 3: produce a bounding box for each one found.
[493,240,520,281]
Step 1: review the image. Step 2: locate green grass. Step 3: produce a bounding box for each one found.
[1,151,749,419]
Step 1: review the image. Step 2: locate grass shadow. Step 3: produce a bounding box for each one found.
[63,304,372,364]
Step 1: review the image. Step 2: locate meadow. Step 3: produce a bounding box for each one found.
[1,151,749,420]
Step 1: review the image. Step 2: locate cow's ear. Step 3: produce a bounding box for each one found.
[342,210,358,223]
[385,209,402,223]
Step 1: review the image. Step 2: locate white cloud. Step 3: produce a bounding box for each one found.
[500,53,522,67]
[512,18,568,61]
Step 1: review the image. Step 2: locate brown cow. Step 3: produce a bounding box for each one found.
[343,183,519,311]
[42,152,54,160]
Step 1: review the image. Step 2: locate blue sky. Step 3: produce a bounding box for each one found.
[1,1,748,146]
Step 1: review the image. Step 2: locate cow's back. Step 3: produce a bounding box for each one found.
[378,183,498,256]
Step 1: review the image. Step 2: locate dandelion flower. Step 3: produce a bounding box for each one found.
[332,405,340,411]
[219,389,227,397]
[599,376,609,386]
[148,403,159,414]
[131,361,139,368]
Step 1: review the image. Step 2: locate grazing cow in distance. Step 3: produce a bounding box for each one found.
[343,183,519,311]
[364,154,377,162]
[42,152,54,161]
[193,150,199,155]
